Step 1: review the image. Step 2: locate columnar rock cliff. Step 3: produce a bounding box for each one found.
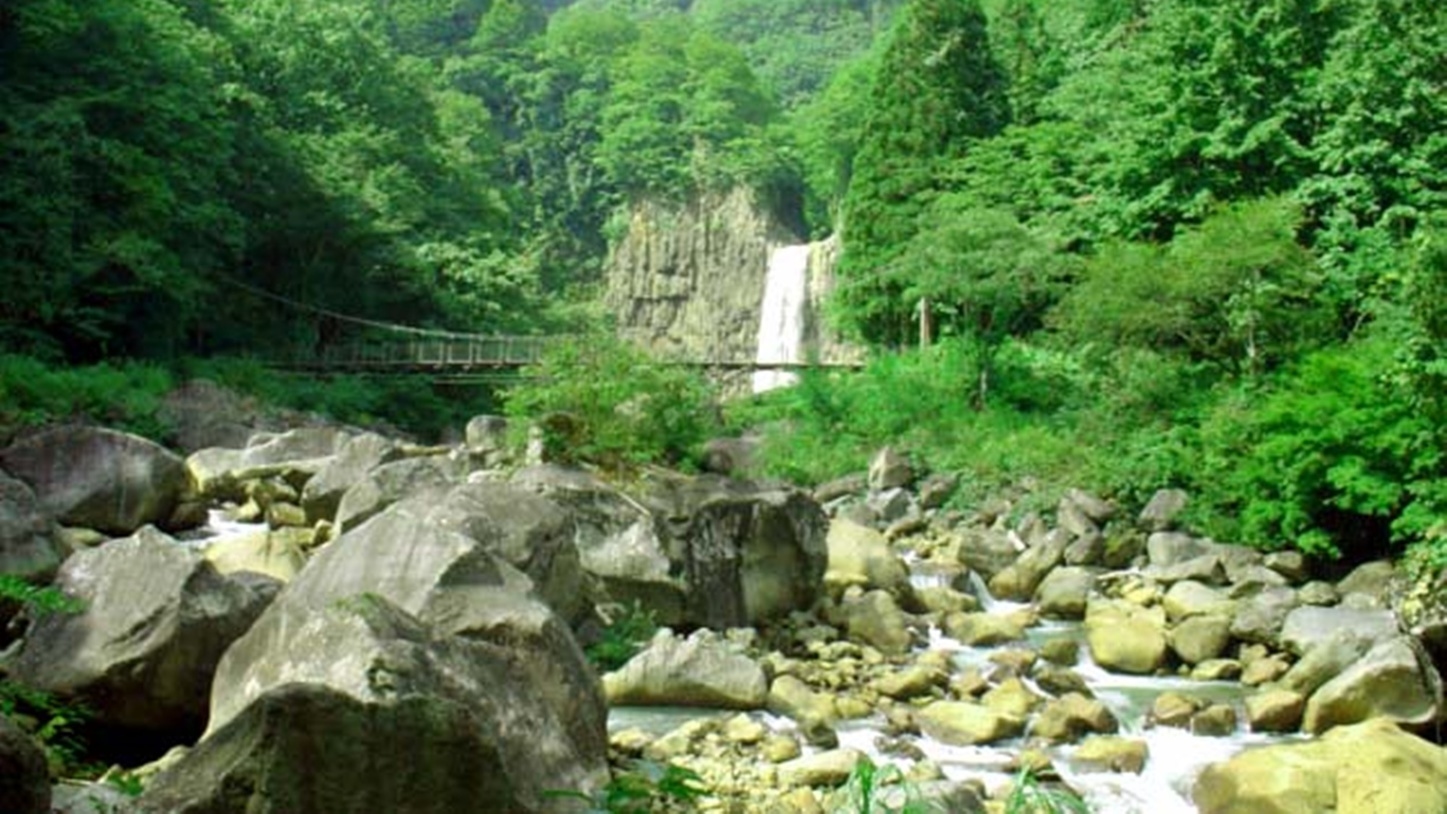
[603,187,852,372]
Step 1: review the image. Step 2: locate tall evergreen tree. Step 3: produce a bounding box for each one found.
[836,0,1007,343]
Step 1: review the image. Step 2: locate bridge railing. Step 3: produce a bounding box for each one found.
[295,335,554,371]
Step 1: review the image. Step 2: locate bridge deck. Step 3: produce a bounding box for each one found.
[281,336,860,375]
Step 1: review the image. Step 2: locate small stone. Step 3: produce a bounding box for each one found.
[779,748,865,788]
[1191,704,1238,737]
[1149,692,1203,729]
[761,734,803,763]
[1040,638,1080,666]
[722,714,767,745]
[1245,689,1305,733]
[1073,736,1149,774]
[1241,654,1291,687]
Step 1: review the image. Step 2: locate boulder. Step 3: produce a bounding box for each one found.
[824,519,910,595]
[202,527,307,582]
[1230,586,1299,646]
[1169,615,1233,665]
[917,701,1025,746]
[1144,554,1227,586]
[1245,689,1305,733]
[464,415,511,464]
[1302,636,1442,734]
[206,502,607,766]
[1194,718,1447,814]
[1028,693,1118,744]
[982,678,1043,718]
[1278,631,1376,697]
[989,529,1068,601]
[1084,598,1168,675]
[7,527,273,734]
[159,379,273,453]
[1073,736,1148,774]
[137,595,606,814]
[0,425,189,535]
[418,481,590,625]
[0,471,62,582]
[334,454,465,533]
[1192,704,1238,737]
[0,716,49,814]
[187,427,351,500]
[1162,580,1235,622]
[1138,489,1188,532]
[1335,560,1398,607]
[1145,532,1214,567]
[874,663,947,700]
[954,527,1021,580]
[1279,606,1398,657]
[868,447,913,491]
[1034,566,1096,619]
[1064,488,1115,524]
[836,590,913,655]
[779,748,865,789]
[942,611,1025,647]
[298,432,402,523]
[768,675,838,737]
[514,466,828,628]
[603,629,767,709]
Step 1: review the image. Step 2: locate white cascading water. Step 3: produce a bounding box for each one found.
[752,244,812,394]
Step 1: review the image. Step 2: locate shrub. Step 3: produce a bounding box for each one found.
[503,334,720,472]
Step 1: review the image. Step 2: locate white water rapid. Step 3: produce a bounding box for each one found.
[752,244,812,394]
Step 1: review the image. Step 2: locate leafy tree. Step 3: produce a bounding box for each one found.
[889,202,1075,405]
[1051,198,1326,374]
[836,0,1009,343]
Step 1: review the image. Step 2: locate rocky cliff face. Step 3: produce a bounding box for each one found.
[603,187,852,373]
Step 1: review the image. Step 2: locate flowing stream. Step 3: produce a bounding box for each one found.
[611,566,1300,813]
[752,244,811,394]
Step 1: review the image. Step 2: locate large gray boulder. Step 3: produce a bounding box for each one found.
[0,470,62,582]
[414,481,590,625]
[1302,636,1443,734]
[603,629,767,709]
[138,595,604,814]
[0,425,189,534]
[333,454,465,533]
[0,716,49,814]
[1280,606,1399,656]
[299,432,402,524]
[1230,586,1299,646]
[1194,718,1447,814]
[179,506,604,809]
[513,466,827,629]
[6,527,273,734]
[223,498,608,762]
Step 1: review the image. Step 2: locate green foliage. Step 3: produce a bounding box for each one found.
[1193,337,1432,559]
[0,354,174,439]
[837,0,1009,342]
[835,755,944,813]
[1051,198,1328,374]
[0,680,97,778]
[0,575,84,616]
[547,759,707,813]
[504,334,720,472]
[1004,768,1090,814]
[585,601,658,672]
[0,577,95,778]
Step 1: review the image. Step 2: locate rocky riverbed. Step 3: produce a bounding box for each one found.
[1,405,1446,813]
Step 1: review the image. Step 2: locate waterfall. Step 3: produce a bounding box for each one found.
[752,244,811,394]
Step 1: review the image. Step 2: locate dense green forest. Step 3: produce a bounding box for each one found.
[2,0,1445,570]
